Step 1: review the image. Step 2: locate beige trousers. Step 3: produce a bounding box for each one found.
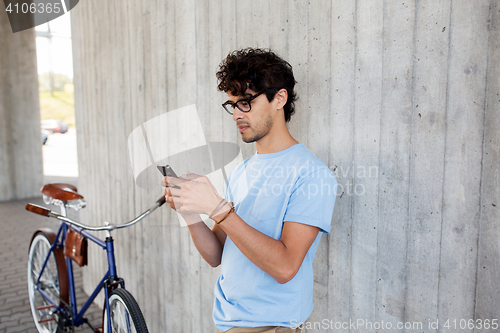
[217,326,301,333]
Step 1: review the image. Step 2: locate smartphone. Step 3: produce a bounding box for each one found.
[157,164,178,178]
[158,164,180,189]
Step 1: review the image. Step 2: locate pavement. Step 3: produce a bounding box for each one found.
[0,176,102,333]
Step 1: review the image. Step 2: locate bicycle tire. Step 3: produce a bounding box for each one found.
[28,230,69,333]
[103,288,149,333]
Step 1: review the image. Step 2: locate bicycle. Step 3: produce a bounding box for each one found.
[25,183,166,333]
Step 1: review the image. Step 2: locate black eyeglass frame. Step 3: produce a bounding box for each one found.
[221,92,264,115]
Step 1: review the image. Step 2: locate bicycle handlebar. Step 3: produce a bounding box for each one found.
[26,195,167,232]
[26,203,51,217]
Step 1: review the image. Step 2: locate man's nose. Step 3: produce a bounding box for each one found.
[232,108,245,122]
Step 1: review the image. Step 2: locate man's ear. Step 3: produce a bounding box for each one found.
[274,89,288,110]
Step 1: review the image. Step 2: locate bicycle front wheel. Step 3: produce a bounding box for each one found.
[103,288,149,333]
[27,230,69,333]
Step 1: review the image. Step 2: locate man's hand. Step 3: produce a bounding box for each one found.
[161,174,224,217]
[162,185,177,211]
[161,174,226,266]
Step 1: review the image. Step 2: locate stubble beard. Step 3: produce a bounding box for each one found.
[241,113,274,143]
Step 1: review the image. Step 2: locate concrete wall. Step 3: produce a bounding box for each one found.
[72,0,500,332]
[0,7,43,202]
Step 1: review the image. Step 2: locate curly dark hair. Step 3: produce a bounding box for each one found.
[216,48,297,122]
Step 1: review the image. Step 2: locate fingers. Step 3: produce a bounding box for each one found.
[166,175,182,184]
[165,194,177,211]
[166,176,186,190]
[162,173,204,187]
[179,173,207,184]
[162,177,184,212]
[165,187,181,199]
[162,172,216,215]
[163,178,183,211]
[164,187,179,211]
[179,173,199,180]
[169,186,181,197]
[162,176,182,191]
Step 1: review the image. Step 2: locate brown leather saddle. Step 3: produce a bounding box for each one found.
[41,183,84,201]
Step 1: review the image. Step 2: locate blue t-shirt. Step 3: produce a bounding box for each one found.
[213,143,337,331]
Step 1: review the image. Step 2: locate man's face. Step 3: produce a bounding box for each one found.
[228,90,274,143]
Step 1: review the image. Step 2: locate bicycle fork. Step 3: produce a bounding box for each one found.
[103,235,127,333]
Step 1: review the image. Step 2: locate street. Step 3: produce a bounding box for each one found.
[43,128,78,177]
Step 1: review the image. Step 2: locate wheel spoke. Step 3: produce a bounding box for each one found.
[125,308,133,333]
[33,245,42,275]
[28,233,67,333]
[117,302,125,332]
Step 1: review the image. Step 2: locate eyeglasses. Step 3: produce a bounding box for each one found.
[222,92,263,115]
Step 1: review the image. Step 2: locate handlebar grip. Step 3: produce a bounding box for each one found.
[156,195,167,206]
[26,203,51,217]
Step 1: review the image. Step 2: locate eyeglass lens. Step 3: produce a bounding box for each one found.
[223,92,263,114]
[224,100,251,114]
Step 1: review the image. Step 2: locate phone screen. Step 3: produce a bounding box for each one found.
[157,165,178,178]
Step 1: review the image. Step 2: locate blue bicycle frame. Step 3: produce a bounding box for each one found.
[28,195,165,332]
[35,221,121,332]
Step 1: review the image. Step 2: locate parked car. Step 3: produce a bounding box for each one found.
[41,129,49,145]
[41,119,68,134]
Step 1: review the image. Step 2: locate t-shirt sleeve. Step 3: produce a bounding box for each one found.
[283,167,337,234]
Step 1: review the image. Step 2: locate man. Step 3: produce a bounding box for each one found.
[162,48,337,333]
